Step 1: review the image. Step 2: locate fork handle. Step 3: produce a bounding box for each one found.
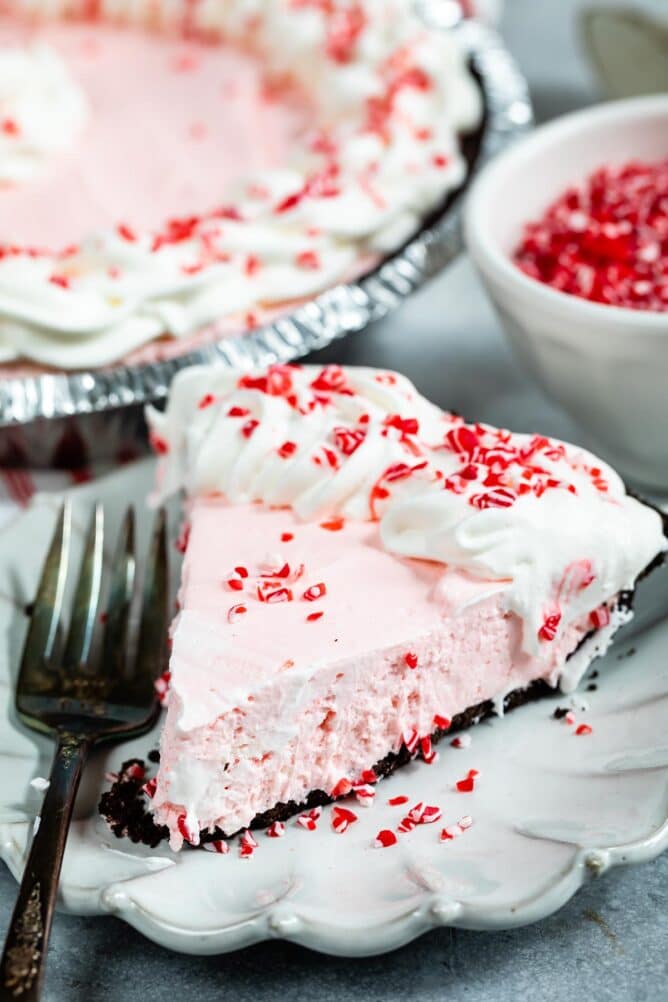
[0,732,91,1001]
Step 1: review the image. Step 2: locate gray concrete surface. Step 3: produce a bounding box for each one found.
[3,2,667,999]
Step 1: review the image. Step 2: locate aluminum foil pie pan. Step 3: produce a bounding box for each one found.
[0,15,532,467]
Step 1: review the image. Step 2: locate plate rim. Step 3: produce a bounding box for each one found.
[1,464,668,958]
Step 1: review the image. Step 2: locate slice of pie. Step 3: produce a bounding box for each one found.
[142,363,665,849]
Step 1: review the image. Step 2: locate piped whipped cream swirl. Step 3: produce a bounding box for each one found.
[148,363,666,656]
[0,41,88,184]
[0,0,480,368]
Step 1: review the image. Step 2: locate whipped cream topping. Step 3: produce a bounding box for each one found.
[0,40,88,185]
[148,363,666,656]
[0,0,480,368]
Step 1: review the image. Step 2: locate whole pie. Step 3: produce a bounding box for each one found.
[109,362,666,850]
[0,0,480,371]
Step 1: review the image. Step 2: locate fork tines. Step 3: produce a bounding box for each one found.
[17,501,169,718]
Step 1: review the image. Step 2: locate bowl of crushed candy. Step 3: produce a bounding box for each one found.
[464,94,668,492]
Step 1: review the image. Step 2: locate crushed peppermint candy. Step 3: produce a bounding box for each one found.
[402,728,419,754]
[405,802,442,826]
[239,830,259,857]
[332,805,358,833]
[331,777,353,798]
[455,768,479,793]
[589,605,611,629]
[320,516,345,532]
[450,733,472,749]
[2,117,20,136]
[514,158,668,312]
[373,828,398,848]
[440,816,473,841]
[203,839,230,855]
[156,363,617,531]
[538,611,561,642]
[388,795,410,807]
[266,821,286,838]
[174,523,190,553]
[278,440,298,459]
[261,586,293,604]
[420,735,438,764]
[142,777,157,799]
[177,813,200,846]
[120,761,145,782]
[296,807,322,831]
[397,814,417,834]
[352,782,375,806]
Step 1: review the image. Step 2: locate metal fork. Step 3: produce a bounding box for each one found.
[0,501,168,1001]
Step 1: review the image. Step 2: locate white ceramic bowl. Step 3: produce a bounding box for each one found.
[464,95,668,491]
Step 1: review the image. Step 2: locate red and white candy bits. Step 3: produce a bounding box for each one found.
[331,806,358,834]
[455,768,479,793]
[513,158,668,311]
[239,830,258,857]
[177,813,200,846]
[154,669,171,706]
[388,795,410,807]
[266,821,286,838]
[141,777,157,799]
[331,777,353,798]
[352,782,376,807]
[203,839,230,854]
[402,728,419,755]
[296,807,322,831]
[373,829,398,848]
[440,816,473,842]
[397,801,442,833]
[420,735,438,765]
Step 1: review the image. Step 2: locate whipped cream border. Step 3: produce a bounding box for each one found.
[147,362,667,658]
[0,0,481,368]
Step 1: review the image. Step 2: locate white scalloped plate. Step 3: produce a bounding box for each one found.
[1,461,667,957]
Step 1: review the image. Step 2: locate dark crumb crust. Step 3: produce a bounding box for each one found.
[99,508,668,849]
[99,762,169,848]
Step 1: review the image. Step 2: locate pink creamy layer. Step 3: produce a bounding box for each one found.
[0,15,312,249]
[154,499,595,847]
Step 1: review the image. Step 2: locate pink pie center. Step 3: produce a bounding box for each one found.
[0,16,313,250]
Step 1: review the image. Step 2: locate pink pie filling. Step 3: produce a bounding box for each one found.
[0,16,311,250]
[153,498,596,848]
